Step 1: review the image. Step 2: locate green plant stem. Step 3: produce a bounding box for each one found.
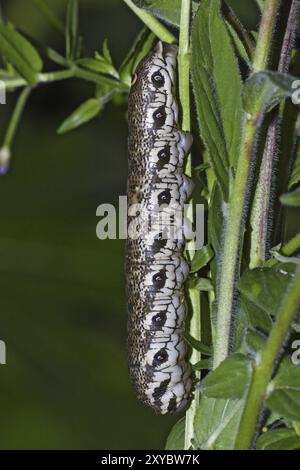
[185,288,201,450]
[250,0,298,269]
[3,86,31,149]
[178,0,191,134]
[123,0,176,44]
[177,0,200,451]
[4,69,77,89]
[252,0,282,74]
[213,0,282,370]
[0,86,31,172]
[4,68,129,91]
[235,267,300,449]
[222,2,255,60]
[250,112,278,268]
[282,233,300,256]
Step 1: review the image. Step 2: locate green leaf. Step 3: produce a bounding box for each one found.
[239,263,297,317]
[193,359,210,371]
[280,187,300,207]
[194,162,211,174]
[132,0,199,27]
[184,333,211,356]
[194,397,245,450]
[77,57,119,79]
[138,0,182,27]
[57,98,101,135]
[289,157,300,190]
[267,365,300,422]
[293,421,300,436]
[243,71,298,116]
[190,245,214,273]
[187,277,214,292]
[19,32,68,67]
[288,112,300,189]
[66,0,79,61]
[119,28,156,87]
[191,0,243,199]
[201,354,252,399]
[244,329,266,354]
[256,428,300,450]
[0,23,43,84]
[102,39,113,65]
[165,417,185,450]
[225,22,251,63]
[240,296,272,333]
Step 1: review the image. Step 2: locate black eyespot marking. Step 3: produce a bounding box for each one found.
[158,189,171,206]
[153,378,170,400]
[152,311,167,329]
[153,106,166,128]
[152,269,167,289]
[152,232,167,253]
[151,71,165,88]
[167,397,178,413]
[153,349,168,367]
[157,145,170,169]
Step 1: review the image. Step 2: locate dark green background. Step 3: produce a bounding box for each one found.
[0,0,259,450]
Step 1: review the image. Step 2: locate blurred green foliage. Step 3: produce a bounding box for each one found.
[0,0,178,450]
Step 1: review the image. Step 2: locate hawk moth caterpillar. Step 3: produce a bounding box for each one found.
[126,41,194,414]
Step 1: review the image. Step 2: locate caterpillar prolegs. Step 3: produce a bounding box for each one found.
[126,41,194,414]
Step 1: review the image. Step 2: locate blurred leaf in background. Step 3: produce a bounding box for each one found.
[0,0,177,449]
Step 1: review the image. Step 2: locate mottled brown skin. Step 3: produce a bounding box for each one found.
[126,42,193,414]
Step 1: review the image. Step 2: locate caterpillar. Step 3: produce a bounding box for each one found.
[126,41,194,414]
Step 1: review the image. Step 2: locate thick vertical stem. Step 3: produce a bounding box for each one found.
[250,0,299,269]
[177,0,200,450]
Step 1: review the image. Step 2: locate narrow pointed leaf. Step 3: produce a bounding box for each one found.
[57,98,101,135]
[243,71,298,116]
[191,0,243,200]
[77,57,119,79]
[0,23,43,84]
[190,245,214,273]
[119,28,156,87]
[280,187,300,207]
[66,0,79,61]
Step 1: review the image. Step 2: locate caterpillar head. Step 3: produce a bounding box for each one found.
[130,41,178,101]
